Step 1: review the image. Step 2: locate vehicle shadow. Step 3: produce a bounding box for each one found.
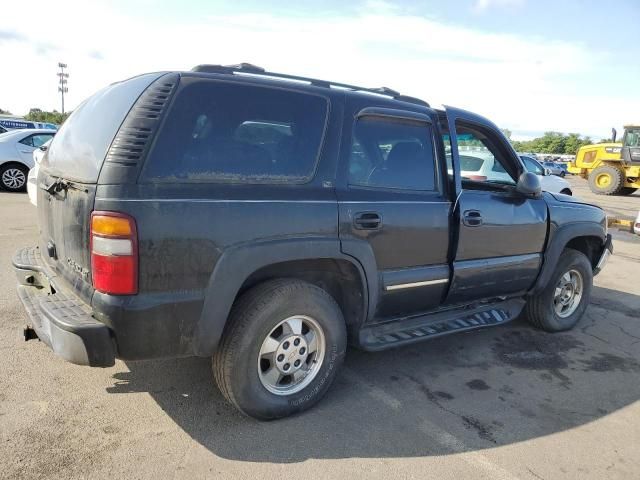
[107,285,640,462]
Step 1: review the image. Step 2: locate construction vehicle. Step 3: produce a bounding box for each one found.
[568,125,640,195]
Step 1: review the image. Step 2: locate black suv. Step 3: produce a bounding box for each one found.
[14,64,612,419]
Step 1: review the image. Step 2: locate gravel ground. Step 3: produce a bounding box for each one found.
[1,189,639,480]
[566,174,639,222]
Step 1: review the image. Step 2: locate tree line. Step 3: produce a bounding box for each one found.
[501,129,607,155]
[0,108,71,125]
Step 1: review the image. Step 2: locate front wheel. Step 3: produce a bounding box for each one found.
[523,249,593,332]
[213,279,347,420]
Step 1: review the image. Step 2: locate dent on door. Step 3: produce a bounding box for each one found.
[448,191,548,304]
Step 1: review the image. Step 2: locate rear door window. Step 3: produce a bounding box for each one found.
[142,80,328,183]
[20,134,53,147]
[347,117,437,191]
[31,134,55,148]
[522,157,544,175]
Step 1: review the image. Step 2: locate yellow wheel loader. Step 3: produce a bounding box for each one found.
[568,125,640,195]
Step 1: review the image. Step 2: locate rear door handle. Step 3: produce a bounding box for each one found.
[354,212,382,230]
[463,209,483,227]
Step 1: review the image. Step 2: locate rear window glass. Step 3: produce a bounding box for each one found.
[43,73,161,183]
[141,80,328,183]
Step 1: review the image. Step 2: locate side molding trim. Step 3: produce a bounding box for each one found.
[385,278,449,291]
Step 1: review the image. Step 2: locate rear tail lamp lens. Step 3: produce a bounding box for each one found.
[91,212,138,295]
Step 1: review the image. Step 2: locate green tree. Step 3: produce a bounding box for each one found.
[506,131,593,155]
[500,128,512,140]
[24,108,70,125]
[563,133,581,155]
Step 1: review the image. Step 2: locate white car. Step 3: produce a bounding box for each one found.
[520,155,572,195]
[0,129,55,192]
[458,151,572,195]
[27,139,52,206]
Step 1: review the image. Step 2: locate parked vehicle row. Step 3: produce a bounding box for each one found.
[540,161,568,177]
[459,151,572,194]
[0,116,57,131]
[13,64,612,419]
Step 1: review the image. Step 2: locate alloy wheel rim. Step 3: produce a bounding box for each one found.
[553,269,583,318]
[257,315,326,396]
[2,168,26,189]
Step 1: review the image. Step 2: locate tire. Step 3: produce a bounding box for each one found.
[523,248,593,332]
[560,171,566,178]
[0,164,28,192]
[213,279,347,420]
[588,165,624,195]
[559,188,572,196]
[620,187,638,196]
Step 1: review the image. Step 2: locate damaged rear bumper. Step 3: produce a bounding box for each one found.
[13,246,116,367]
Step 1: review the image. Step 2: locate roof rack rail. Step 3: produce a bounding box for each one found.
[192,63,265,74]
[190,63,430,107]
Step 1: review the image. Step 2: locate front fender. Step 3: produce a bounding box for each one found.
[530,221,606,294]
[193,237,370,356]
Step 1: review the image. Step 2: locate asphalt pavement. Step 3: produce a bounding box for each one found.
[1,180,639,480]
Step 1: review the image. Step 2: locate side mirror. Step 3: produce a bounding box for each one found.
[516,172,542,198]
[543,168,551,176]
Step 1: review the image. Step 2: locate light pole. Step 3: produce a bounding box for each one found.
[57,62,69,114]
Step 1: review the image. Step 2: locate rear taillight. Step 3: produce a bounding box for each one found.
[91,211,138,295]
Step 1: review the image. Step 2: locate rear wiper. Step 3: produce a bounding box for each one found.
[41,178,88,194]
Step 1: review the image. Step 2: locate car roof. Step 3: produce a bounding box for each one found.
[0,129,56,142]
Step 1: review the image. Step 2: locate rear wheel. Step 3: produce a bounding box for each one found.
[213,279,347,420]
[523,249,592,332]
[620,187,638,196]
[588,165,624,195]
[0,164,28,192]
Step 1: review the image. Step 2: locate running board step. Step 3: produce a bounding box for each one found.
[359,299,525,351]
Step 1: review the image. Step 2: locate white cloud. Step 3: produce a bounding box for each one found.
[473,0,525,12]
[0,0,635,138]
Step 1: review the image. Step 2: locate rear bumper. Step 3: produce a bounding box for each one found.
[594,234,613,276]
[13,247,116,367]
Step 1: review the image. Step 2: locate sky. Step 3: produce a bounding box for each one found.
[0,0,638,140]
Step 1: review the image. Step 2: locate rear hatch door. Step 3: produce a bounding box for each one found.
[37,73,163,301]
